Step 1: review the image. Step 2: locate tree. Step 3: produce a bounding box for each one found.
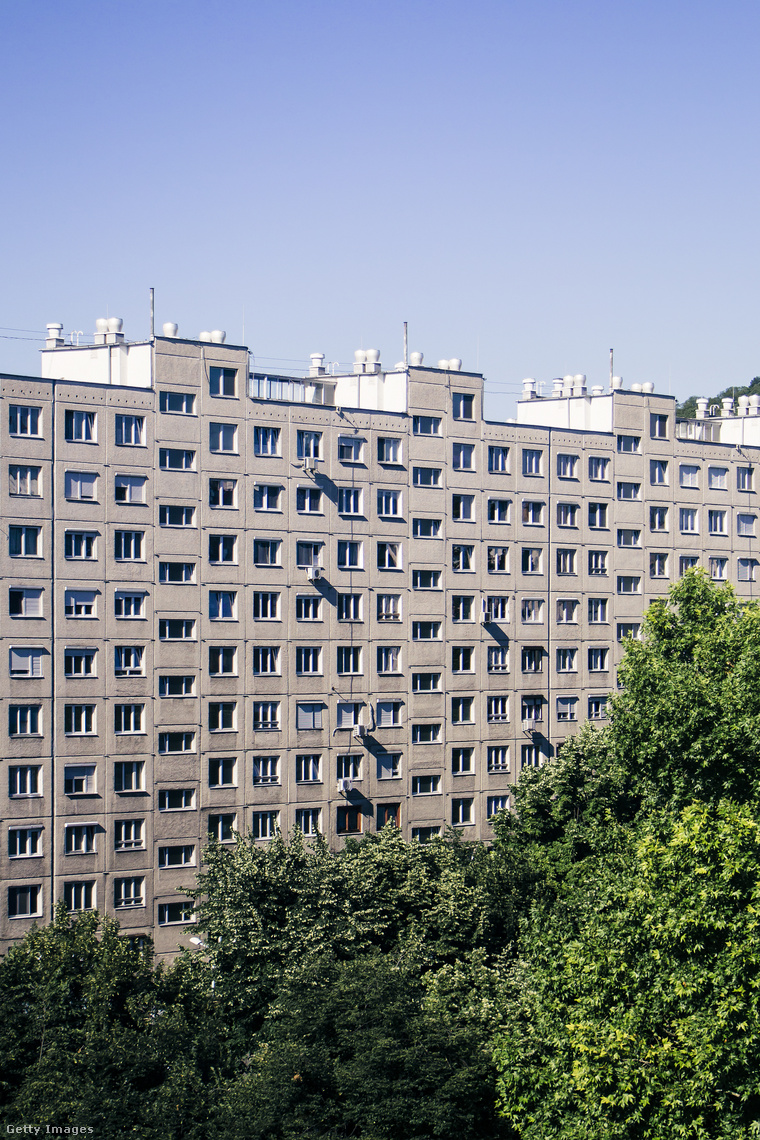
[677,376,760,420]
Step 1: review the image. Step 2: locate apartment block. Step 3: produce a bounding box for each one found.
[3,320,760,953]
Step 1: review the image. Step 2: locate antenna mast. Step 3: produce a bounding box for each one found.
[403,321,408,368]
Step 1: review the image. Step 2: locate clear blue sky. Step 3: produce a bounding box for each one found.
[1,0,759,420]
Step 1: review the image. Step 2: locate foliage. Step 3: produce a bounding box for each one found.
[677,376,760,420]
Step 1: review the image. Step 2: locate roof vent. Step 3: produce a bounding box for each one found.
[631,383,642,392]
[309,352,326,377]
[573,373,587,396]
[449,357,462,371]
[522,378,537,400]
[591,385,605,396]
[409,351,424,367]
[695,398,709,419]
[353,349,366,374]
[641,382,655,394]
[199,331,212,342]
[552,378,564,397]
[106,317,124,344]
[610,376,623,391]
[46,322,64,348]
[162,322,178,338]
[721,397,734,418]
[210,329,226,344]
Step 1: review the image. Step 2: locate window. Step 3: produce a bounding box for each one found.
[556,453,578,479]
[412,569,441,590]
[65,410,96,443]
[254,426,281,456]
[412,621,441,640]
[679,464,699,489]
[64,824,97,855]
[452,595,474,622]
[487,498,510,525]
[588,697,608,720]
[115,474,147,503]
[556,548,576,575]
[295,754,321,783]
[63,881,96,912]
[588,598,608,623]
[339,753,364,779]
[159,674,195,696]
[413,517,441,538]
[338,487,362,515]
[487,646,510,673]
[708,510,727,535]
[521,744,541,769]
[413,415,441,435]
[487,693,510,720]
[521,647,543,673]
[617,528,641,547]
[159,845,196,868]
[377,489,401,517]
[588,502,608,529]
[557,503,578,528]
[521,548,542,574]
[114,530,144,560]
[377,646,400,674]
[297,430,322,460]
[452,747,474,774]
[617,481,640,501]
[377,594,400,622]
[680,508,698,534]
[297,541,324,569]
[617,434,640,453]
[159,447,195,470]
[556,647,577,672]
[159,788,195,811]
[617,575,641,594]
[207,646,236,680]
[522,449,542,476]
[679,556,698,576]
[158,902,193,925]
[337,646,362,675]
[159,505,195,528]
[254,702,281,730]
[452,798,473,826]
[253,592,280,620]
[253,756,279,786]
[588,647,609,671]
[293,807,322,838]
[738,514,756,537]
[211,478,238,508]
[9,405,41,437]
[377,437,401,464]
[209,702,236,732]
[9,765,41,797]
[708,466,728,490]
[522,500,543,525]
[338,593,362,621]
[488,446,510,473]
[9,647,44,678]
[296,645,322,674]
[487,796,510,817]
[116,593,147,620]
[295,595,321,622]
[208,535,236,564]
[337,540,362,569]
[556,599,578,623]
[452,391,474,419]
[8,884,42,918]
[452,494,475,521]
[209,591,237,621]
[115,415,145,447]
[650,413,668,439]
[209,365,237,396]
[377,542,401,570]
[589,456,610,481]
[64,764,96,795]
[521,598,543,623]
[556,697,578,722]
[63,648,95,678]
[114,820,145,850]
[452,646,474,673]
[210,422,237,453]
[452,544,474,572]
[618,622,641,641]
[412,672,441,692]
[521,696,543,723]
[487,747,510,773]
[114,878,144,909]
[254,539,281,566]
[738,467,754,492]
[413,466,441,487]
[252,646,279,675]
[710,557,728,581]
[650,460,668,485]
[588,550,608,576]
[9,526,40,557]
[9,705,41,736]
[338,436,363,462]
[411,775,441,796]
[452,442,475,471]
[650,552,669,578]
[337,806,363,834]
[62,470,97,502]
[157,732,195,754]
[160,390,195,415]
[64,531,97,560]
[650,506,669,532]
[64,703,95,736]
[251,811,280,841]
[412,826,442,842]
[11,588,44,618]
[297,486,322,514]
[8,828,42,858]
[411,723,441,743]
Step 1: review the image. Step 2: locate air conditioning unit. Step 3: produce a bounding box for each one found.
[337,777,353,793]
[353,724,366,738]
[303,455,317,472]
[521,719,535,733]
[306,566,321,580]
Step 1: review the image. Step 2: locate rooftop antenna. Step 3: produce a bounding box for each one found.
[149,287,155,340]
[403,321,408,367]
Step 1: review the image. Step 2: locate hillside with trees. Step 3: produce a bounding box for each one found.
[677,376,760,418]
[2,572,760,1138]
